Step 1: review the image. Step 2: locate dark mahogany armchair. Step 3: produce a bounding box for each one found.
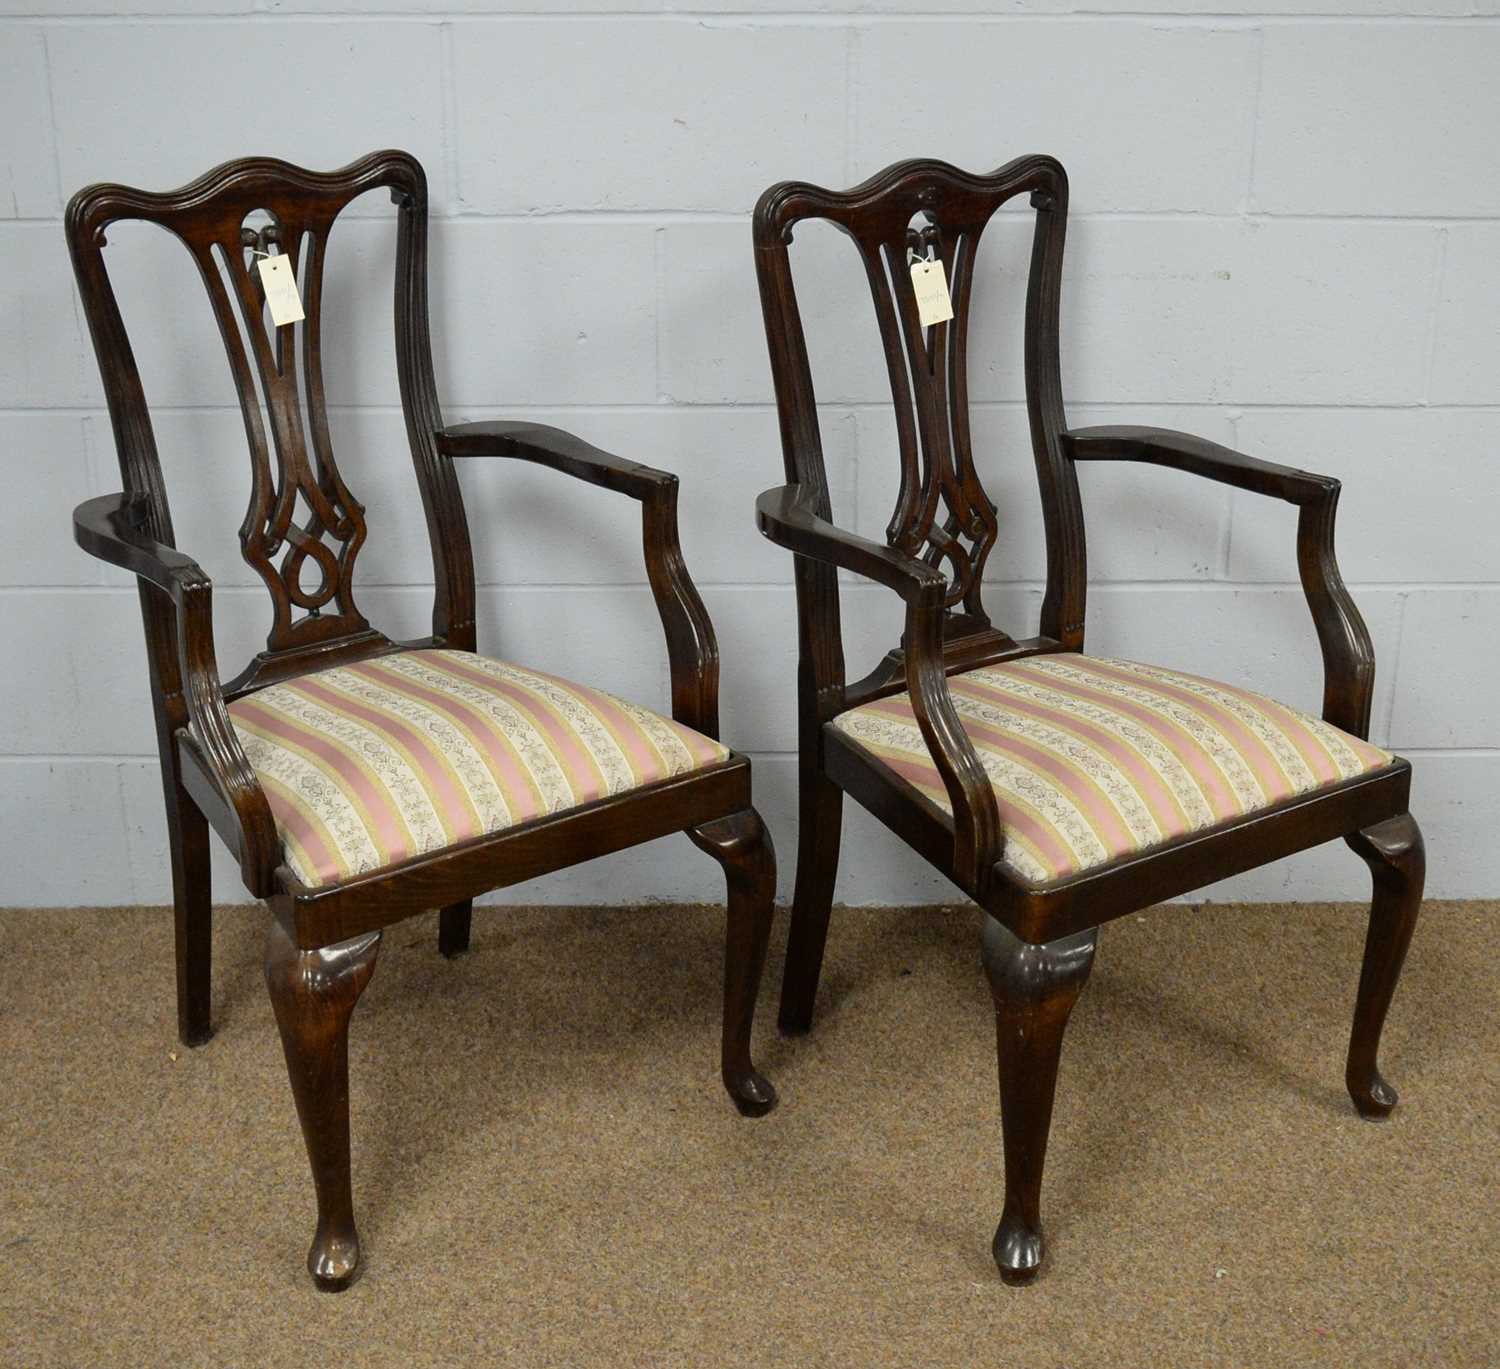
[753,156,1423,1282]
[67,150,776,1290]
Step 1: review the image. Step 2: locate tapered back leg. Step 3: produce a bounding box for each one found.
[1344,813,1425,1118]
[778,770,843,1034]
[438,899,473,958]
[163,770,213,1048]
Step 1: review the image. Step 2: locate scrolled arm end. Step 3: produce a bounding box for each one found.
[755,484,947,603]
[74,492,205,591]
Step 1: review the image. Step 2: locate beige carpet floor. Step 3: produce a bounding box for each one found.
[1,900,1495,1368]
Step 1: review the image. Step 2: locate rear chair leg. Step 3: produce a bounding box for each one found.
[777,770,843,1035]
[982,915,1098,1284]
[1345,813,1425,1118]
[165,779,213,1048]
[438,899,472,958]
[265,918,382,1291]
[688,808,779,1117]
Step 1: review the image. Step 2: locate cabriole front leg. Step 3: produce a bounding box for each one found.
[1344,813,1425,1118]
[981,915,1098,1284]
[688,808,779,1117]
[264,919,382,1291]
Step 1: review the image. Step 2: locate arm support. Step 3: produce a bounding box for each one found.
[757,484,1001,890]
[437,421,720,737]
[73,493,278,891]
[1062,425,1375,737]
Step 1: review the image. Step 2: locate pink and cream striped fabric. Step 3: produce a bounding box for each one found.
[829,653,1393,887]
[227,649,729,888]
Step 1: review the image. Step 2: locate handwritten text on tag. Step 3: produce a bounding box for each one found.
[257,254,305,328]
[910,259,954,328]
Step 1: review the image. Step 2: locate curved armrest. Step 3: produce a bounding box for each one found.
[755,483,946,603]
[1062,425,1337,505]
[74,491,206,590]
[758,484,1001,888]
[1062,426,1375,737]
[435,421,719,736]
[437,420,676,499]
[74,493,278,891]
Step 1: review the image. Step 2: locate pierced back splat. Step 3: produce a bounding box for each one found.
[753,156,1085,664]
[65,151,471,698]
[204,204,370,655]
[863,209,996,618]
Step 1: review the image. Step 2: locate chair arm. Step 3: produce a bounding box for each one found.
[757,484,1002,889]
[74,490,207,591]
[73,493,278,891]
[755,483,947,603]
[436,420,676,499]
[1062,425,1338,504]
[1061,426,1375,737]
[435,421,719,736]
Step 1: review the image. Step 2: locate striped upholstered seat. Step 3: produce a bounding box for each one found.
[829,653,1393,888]
[227,649,729,888]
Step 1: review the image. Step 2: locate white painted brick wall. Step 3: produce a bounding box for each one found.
[1,2,1494,909]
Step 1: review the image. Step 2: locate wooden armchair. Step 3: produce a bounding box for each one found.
[753,157,1423,1282]
[67,150,776,1291]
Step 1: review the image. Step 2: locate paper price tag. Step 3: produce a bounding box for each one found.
[910,258,954,328]
[257,254,305,327]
